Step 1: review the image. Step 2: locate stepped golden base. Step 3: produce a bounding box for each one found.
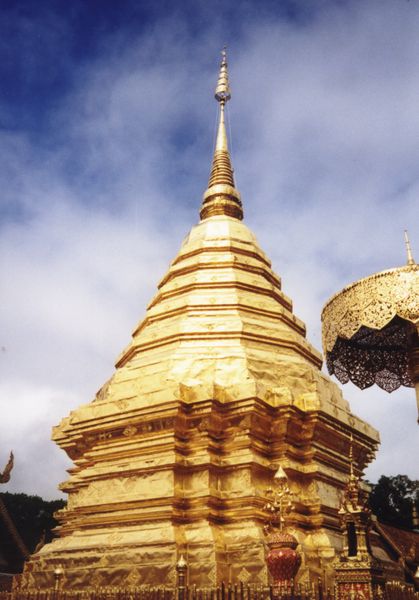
[21,217,379,590]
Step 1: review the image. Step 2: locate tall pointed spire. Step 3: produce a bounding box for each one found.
[347,434,359,504]
[404,230,416,265]
[200,49,243,221]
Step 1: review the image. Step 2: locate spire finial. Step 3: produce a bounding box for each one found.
[214,47,231,104]
[343,434,361,509]
[200,49,243,221]
[349,434,355,481]
[404,230,415,266]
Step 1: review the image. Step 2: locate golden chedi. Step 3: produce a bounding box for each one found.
[20,51,379,591]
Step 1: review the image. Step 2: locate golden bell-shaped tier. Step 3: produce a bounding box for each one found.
[20,52,379,592]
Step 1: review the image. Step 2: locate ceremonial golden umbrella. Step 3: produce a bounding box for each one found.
[322,233,419,421]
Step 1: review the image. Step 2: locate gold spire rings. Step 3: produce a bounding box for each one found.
[200,49,243,221]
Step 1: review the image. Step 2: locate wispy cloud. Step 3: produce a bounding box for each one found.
[1,0,418,498]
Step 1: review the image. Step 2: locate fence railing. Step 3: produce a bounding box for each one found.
[0,582,328,600]
[0,580,417,600]
[382,582,419,600]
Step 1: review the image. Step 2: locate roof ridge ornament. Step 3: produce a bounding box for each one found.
[200,49,243,221]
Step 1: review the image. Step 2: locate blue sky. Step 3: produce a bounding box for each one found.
[0,0,418,499]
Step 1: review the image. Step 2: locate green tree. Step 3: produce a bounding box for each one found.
[369,475,419,529]
[0,492,66,553]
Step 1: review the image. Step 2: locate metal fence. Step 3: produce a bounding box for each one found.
[0,582,326,600]
[0,580,417,600]
[382,582,419,600]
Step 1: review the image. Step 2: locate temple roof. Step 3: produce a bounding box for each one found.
[376,522,419,565]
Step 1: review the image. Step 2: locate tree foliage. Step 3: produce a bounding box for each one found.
[0,492,66,553]
[369,475,419,529]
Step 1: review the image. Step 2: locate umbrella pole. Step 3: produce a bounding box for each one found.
[409,345,419,424]
[416,384,419,425]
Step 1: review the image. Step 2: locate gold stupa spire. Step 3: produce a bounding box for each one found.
[404,230,416,266]
[348,434,357,489]
[200,49,243,221]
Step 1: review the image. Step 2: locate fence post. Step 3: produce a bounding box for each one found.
[317,578,323,600]
[176,556,187,600]
[53,566,64,597]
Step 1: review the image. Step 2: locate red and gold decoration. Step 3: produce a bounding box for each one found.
[264,467,301,587]
[334,438,384,600]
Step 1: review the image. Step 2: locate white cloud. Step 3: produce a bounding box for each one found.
[1,1,418,499]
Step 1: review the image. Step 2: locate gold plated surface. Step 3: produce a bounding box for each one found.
[334,438,388,599]
[322,263,419,393]
[263,467,294,533]
[322,264,419,354]
[20,53,379,591]
[200,50,242,221]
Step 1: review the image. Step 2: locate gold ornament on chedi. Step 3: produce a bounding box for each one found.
[333,437,386,599]
[322,231,419,419]
[263,467,301,586]
[20,51,378,591]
